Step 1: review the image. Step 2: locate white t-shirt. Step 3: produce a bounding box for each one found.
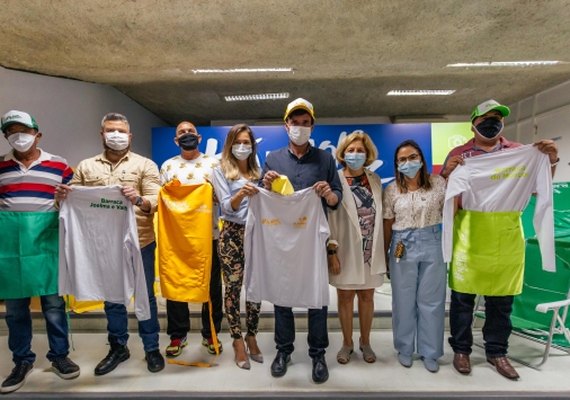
[442,144,555,272]
[58,185,150,320]
[244,187,330,308]
[160,154,220,238]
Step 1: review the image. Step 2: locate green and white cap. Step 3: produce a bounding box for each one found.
[470,99,510,122]
[1,110,39,133]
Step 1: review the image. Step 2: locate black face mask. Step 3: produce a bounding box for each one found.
[178,134,199,150]
[474,118,503,139]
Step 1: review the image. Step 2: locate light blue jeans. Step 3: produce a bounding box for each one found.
[104,242,160,352]
[389,224,446,360]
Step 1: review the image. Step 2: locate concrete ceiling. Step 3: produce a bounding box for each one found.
[1,0,570,125]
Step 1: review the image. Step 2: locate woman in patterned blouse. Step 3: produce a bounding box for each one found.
[382,139,447,373]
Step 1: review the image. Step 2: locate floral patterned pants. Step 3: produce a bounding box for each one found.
[218,220,261,339]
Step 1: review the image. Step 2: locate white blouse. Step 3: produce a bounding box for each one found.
[382,175,446,230]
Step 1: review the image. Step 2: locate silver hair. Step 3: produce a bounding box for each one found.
[101,112,129,130]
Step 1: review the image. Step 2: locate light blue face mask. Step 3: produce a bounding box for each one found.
[344,152,366,170]
[397,160,423,178]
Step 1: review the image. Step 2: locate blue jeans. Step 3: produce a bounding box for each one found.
[274,305,328,358]
[390,225,446,360]
[449,290,514,357]
[105,242,160,352]
[5,294,69,364]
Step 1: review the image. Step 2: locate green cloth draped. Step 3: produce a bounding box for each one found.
[449,209,524,296]
[0,211,59,299]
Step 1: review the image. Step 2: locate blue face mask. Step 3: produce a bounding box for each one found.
[344,152,366,170]
[398,160,423,178]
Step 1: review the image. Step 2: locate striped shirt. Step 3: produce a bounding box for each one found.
[0,149,73,212]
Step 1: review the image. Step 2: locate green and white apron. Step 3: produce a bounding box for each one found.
[0,211,59,299]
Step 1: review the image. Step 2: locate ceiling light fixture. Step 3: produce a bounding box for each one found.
[446,61,562,68]
[387,90,455,96]
[224,92,290,102]
[192,67,293,74]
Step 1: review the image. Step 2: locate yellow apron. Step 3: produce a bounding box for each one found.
[157,180,213,302]
[449,209,524,296]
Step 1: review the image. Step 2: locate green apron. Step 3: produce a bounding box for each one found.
[0,211,59,299]
[449,209,524,296]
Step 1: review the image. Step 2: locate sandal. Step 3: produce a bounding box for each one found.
[359,338,376,363]
[336,345,354,364]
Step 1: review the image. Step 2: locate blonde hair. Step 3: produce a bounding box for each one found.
[220,124,260,181]
[336,130,378,167]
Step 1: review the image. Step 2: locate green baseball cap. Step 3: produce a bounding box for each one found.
[470,99,510,122]
[1,110,39,133]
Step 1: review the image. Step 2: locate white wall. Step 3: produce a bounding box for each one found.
[0,67,167,166]
[504,80,570,183]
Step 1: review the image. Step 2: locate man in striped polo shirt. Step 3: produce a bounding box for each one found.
[0,110,80,394]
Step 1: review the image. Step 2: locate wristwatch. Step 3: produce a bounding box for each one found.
[327,249,337,255]
[135,196,144,207]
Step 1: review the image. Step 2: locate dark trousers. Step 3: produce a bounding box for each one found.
[5,294,69,364]
[449,290,514,357]
[274,305,329,358]
[166,240,223,339]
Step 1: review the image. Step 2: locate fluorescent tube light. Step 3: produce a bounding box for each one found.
[192,68,293,74]
[387,90,455,96]
[224,92,290,102]
[446,61,562,68]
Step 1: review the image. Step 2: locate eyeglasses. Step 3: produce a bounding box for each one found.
[397,153,420,164]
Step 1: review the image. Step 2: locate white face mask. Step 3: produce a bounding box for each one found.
[232,144,252,160]
[287,125,312,146]
[7,132,36,153]
[104,130,130,151]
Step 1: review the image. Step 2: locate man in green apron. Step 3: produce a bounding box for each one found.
[0,110,80,394]
[441,100,559,380]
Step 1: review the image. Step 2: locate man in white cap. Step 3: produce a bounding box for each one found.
[261,98,342,384]
[441,99,559,380]
[0,110,80,394]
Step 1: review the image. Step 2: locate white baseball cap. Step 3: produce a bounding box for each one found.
[1,110,39,133]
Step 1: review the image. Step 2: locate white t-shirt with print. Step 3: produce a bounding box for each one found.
[442,144,555,271]
[244,187,330,309]
[58,185,150,321]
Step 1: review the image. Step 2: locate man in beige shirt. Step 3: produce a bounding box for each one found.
[56,112,164,375]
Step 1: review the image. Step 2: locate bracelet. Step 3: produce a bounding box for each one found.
[550,157,560,167]
[135,196,144,207]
